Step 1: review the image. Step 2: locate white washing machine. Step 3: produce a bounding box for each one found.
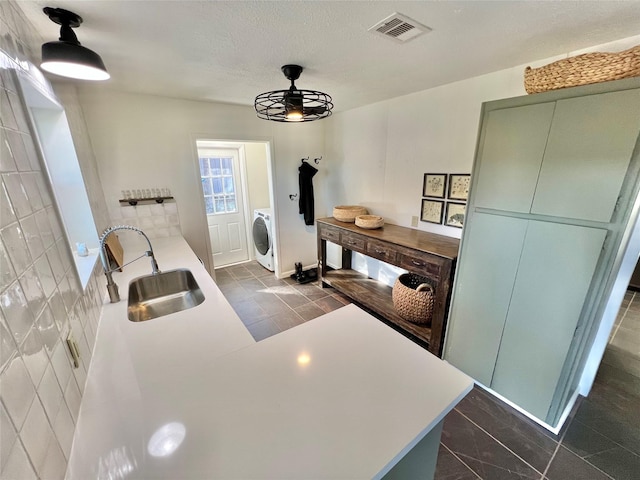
[253,208,274,271]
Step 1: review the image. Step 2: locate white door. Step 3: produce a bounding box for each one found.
[198,148,249,267]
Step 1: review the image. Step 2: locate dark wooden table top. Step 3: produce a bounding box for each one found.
[317,217,460,260]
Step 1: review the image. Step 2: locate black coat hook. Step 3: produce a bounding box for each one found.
[301,156,309,164]
[289,193,298,201]
[313,156,322,164]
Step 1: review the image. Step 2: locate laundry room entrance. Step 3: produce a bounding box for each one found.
[195,139,273,271]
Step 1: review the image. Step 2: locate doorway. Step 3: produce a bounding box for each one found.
[196,140,273,271]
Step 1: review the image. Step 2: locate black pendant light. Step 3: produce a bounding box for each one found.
[40,7,110,81]
[255,65,333,122]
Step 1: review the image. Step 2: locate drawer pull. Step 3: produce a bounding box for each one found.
[375,249,385,254]
[412,260,424,266]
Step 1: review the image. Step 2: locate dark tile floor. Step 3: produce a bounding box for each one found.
[216,262,640,480]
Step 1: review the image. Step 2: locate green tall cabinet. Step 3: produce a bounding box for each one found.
[445,78,640,428]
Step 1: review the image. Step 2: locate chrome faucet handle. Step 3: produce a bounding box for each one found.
[99,225,160,303]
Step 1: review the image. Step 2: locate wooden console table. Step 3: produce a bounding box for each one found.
[317,217,460,357]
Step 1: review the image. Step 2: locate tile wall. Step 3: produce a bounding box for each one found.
[0,2,109,479]
[109,202,182,239]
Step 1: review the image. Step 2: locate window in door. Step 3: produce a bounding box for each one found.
[199,156,238,215]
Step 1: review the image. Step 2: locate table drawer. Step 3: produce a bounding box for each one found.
[366,240,397,263]
[320,225,340,243]
[341,232,366,252]
[398,252,441,278]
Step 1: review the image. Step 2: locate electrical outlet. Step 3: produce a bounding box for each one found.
[66,334,80,369]
[411,216,418,227]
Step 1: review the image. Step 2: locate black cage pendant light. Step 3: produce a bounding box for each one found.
[40,7,110,81]
[255,65,333,122]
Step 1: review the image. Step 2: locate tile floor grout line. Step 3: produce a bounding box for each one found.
[570,417,640,461]
[455,409,547,478]
[440,442,483,480]
[610,291,634,342]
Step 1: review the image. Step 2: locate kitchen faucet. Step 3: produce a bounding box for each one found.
[99,225,160,303]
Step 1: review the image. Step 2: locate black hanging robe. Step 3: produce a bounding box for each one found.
[298,161,318,226]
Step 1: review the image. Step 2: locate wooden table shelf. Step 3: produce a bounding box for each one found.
[317,217,459,356]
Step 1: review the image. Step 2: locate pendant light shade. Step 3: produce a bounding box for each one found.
[40,7,110,81]
[255,65,333,122]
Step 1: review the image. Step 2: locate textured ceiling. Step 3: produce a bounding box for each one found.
[15,1,640,112]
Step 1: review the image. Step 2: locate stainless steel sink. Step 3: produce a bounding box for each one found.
[127,269,205,322]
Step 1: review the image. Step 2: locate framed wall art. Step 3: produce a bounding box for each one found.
[445,202,466,228]
[420,199,444,224]
[422,173,447,198]
[448,174,471,201]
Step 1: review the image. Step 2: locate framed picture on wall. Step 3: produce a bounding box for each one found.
[422,173,447,198]
[445,202,466,228]
[448,174,471,201]
[420,199,444,224]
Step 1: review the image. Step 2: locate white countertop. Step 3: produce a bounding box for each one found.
[67,235,472,479]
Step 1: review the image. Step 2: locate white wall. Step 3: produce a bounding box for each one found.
[77,90,325,275]
[244,142,270,214]
[323,35,640,239]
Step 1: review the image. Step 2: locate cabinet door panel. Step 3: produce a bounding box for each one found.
[474,103,555,212]
[491,222,606,420]
[445,213,528,385]
[531,89,640,222]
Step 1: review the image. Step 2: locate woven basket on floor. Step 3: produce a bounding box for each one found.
[524,45,640,94]
[392,273,434,325]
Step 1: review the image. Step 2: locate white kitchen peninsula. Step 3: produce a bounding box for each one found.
[67,235,472,479]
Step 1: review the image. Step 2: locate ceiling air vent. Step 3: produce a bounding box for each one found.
[368,12,431,43]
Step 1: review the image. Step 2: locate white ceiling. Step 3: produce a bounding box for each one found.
[15,1,640,112]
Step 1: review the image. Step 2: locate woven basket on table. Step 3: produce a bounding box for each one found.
[524,45,640,94]
[392,273,435,325]
[333,205,368,223]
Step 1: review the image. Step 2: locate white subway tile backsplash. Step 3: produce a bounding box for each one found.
[50,341,72,398]
[2,172,30,218]
[139,216,154,229]
[37,364,63,423]
[40,437,66,480]
[1,438,37,480]
[35,304,58,355]
[53,402,74,460]
[7,89,29,134]
[4,130,29,172]
[46,206,63,241]
[0,179,17,228]
[20,395,54,475]
[1,280,34,345]
[19,266,46,319]
[64,375,81,422]
[56,239,73,275]
[1,3,109,474]
[22,135,41,172]
[0,88,18,130]
[0,400,17,471]
[34,174,51,206]
[135,205,151,217]
[20,326,48,387]
[0,128,18,172]
[34,208,54,250]
[0,222,32,275]
[19,214,44,260]
[21,172,43,211]
[34,254,55,298]
[48,288,67,331]
[0,355,35,430]
[0,238,16,291]
[121,205,137,218]
[0,311,17,371]
[46,245,65,284]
